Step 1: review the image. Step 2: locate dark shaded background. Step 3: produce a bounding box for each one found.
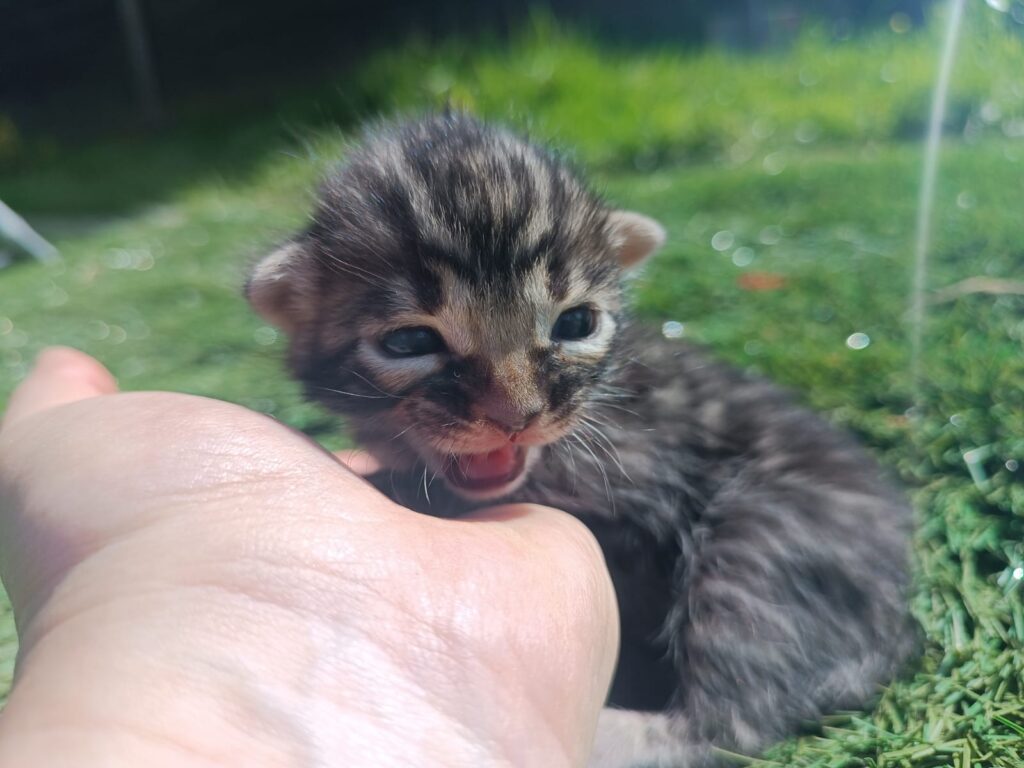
[2,0,934,137]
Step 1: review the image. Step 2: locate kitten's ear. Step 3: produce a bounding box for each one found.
[607,210,666,268]
[245,239,310,333]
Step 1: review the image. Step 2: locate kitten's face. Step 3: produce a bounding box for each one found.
[330,261,624,499]
[247,115,663,500]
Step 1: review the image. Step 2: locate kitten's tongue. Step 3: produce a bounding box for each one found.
[458,445,519,480]
[447,445,527,493]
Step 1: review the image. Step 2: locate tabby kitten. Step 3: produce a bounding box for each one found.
[247,113,916,767]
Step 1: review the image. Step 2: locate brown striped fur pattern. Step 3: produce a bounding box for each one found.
[247,113,916,767]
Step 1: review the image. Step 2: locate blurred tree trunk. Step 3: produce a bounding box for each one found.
[116,0,163,126]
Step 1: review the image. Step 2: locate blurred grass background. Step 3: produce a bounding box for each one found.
[2,3,1024,764]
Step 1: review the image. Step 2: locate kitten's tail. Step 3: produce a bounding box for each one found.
[589,708,713,768]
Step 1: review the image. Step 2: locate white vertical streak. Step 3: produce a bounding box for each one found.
[909,0,967,403]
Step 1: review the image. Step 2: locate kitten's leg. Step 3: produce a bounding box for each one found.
[590,476,912,768]
[667,477,914,753]
[588,708,708,768]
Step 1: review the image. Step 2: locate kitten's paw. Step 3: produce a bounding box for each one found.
[333,449,384,476]
[588,708,704,768]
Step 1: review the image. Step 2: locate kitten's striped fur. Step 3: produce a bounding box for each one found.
[248,113,916,767]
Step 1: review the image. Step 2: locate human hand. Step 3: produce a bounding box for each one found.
[0,348,619,767]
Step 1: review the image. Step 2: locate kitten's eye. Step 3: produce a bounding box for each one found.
[379,327,446,357]
[552,306,597,341]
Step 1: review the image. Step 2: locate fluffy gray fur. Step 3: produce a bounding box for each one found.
[247,113,917,767]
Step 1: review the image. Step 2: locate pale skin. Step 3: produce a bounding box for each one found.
[0,348,620,767]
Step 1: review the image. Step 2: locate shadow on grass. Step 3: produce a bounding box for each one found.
[0,81,376,223]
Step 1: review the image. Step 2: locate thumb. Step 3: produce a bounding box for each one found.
[1,348,119,431]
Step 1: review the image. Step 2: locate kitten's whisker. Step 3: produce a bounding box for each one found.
[335,365,405,400]
[428,460,445,489]
[595,402,642,419]
[390,424,415,441]
[320,263,389,292]
[556,440,579,495]
[580,410,624,433]
[314,385,390,400]
[421,464,432,504]
[328,257,388,283]
[579,409,620,435]
[580,426,629,484]
[571,432,615,514]
[578,417,632,483]
[591,393,641,418]
[320,256,390,289]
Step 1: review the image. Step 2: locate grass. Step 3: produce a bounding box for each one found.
[2,5,1024,764]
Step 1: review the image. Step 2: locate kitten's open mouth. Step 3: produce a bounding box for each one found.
[445,445,527,495]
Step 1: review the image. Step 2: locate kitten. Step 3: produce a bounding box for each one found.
[247,113,916,767]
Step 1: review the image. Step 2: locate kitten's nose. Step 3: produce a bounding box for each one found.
[479,391,542,436]
[487,411,541,438]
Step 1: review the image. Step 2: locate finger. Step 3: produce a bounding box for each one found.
[465,503,615,596]
[333,449,383,476]
[2,347,119,430]
[467,503,605,559]
[463,503,619,623]
[466,503,621,701]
